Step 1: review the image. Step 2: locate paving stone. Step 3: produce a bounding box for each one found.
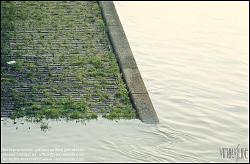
[1,1,135,118]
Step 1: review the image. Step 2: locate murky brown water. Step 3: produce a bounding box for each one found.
[1,2,249,162]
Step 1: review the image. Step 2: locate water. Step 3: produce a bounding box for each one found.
[1,2,249,162]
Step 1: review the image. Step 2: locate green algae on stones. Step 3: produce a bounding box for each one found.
[10,98,97,121]
[103,106,136,120]
[1,1,136,121]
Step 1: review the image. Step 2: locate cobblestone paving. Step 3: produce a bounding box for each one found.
[1,1,136,120]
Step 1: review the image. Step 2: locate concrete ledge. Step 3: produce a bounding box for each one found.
[99,1,159,124]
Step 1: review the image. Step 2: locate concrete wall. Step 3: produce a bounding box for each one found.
[99,1,159,124]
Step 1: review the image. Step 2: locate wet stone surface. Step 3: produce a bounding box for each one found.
[1,1,136,120]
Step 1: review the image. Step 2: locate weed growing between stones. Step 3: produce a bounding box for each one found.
[10,97,98,121]
[2,1,137,122]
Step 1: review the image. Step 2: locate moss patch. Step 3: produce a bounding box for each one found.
[10,97,98,121]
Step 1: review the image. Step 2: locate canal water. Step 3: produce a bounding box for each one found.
[1,2,249,162]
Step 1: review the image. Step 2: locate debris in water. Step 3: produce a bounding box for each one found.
[7,61,16,65]
[40,122,49,132]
